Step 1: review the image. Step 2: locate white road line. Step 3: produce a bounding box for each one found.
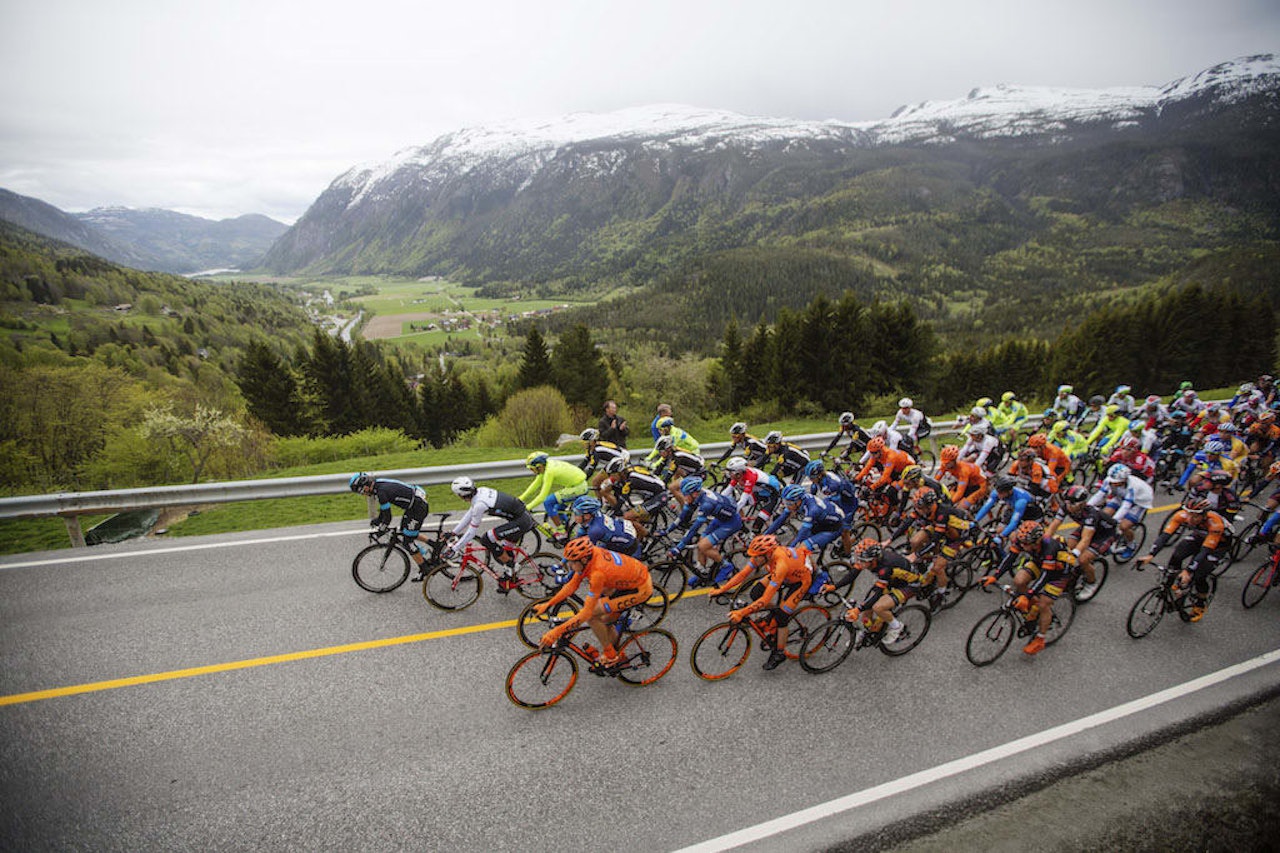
[674,647,1280,853]
[0,529,365,570]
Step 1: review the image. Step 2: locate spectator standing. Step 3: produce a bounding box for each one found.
[650,403,673,442]
[597,399,629,448]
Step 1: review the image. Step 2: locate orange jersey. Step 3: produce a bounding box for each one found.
[1008,458,1059,494]
[1160,509,1228,551]
[941,459,987,504]
[859,448,915,489]
[742,546,813,615]
[1036,442,1072,480]
[581,547,650,596]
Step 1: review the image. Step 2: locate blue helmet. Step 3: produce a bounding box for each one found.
[803,460,825,479]
[525,452,549,468]
[349,472,372,492]
[572,496,602,516]
[781,484,806,503]
[680,475,704,496]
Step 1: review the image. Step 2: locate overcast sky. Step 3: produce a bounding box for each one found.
[1,0,1277,223]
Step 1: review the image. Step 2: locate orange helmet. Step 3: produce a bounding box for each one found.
[1026,433,1046,448]
[940,445,959,464]
[747,534,779,557]
[1015,520,1045,548]
[852,538,883,565]
[866,436,886,454]
[563,536,594,562]
[911,487,938,512]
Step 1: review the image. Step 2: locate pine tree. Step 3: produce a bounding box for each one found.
[551,323,609,408]
[237,341,304,436]
[516,325,553,389]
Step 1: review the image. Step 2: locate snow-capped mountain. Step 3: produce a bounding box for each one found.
[261,54,1280,281]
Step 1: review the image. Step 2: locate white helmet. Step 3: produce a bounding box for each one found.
[450,476,476,498]
[970,406,987,417]
[1107,463,1131,483]
[838,412,855,428]
[870,420,888,436]
[970,421,989,436]
[725,457,748,474]
[898,397,913,409]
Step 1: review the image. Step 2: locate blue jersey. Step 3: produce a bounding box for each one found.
[975,486,1039,539]
[767,493,845,543]
[584,514,641,557]
[675,490,741,550]
[811,471,858,519]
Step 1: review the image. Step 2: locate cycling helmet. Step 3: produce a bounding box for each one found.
[994,475,1016,493]
[1017,448,1036,462]
[898,397,913,409]
[1240,382,1256,394]
[1115,384,1131,395]
[1057,384,1073,395]
[940,445,959,463]
[572,496,602,516]
[781,484,806,503]
[1183,496,1211,514]
[725,456,748,475]
[1218,422,1238,435]
[1089,395,1105,406]
[349,472,372,493]
[1207,470,1233,486]
[656,417,675,431]
[839,411,856,428]
[654,435,675,452]
[525,452,549,468]
[563,536,594,562]
[852,538,883,565]
[679,475,704,496]
[901,464,923,484]
[1107,463,1130,482]
[970,422,989,436]
[869,420,888,436]
[604,457,627,475]
[1182,388,1196,399]
[747,534,779,557]
[730,421,747,436]
[450,476,476,498]
[579,427,599,443]
[1062,484,1090,504]
[803,460,825,479]
[1145,394,1162,406]
[1002,391,1016,402]
[1015,520,1045,548]
[1128,420,1145,433]
[977,397,993,409]
[1049,421,1068,435]
[970,406,987,417]
[912,487,938,511]
[1169,410,1188,420]
[1180,381,1194,391]
[1027,433,1046,448]
[1104,405,1120,417]
[866,436,886,454]
[765,430,783,445]
[1205,440,1228,455]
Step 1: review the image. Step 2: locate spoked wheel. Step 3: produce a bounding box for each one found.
[627,586,670,632]
[944,559,974,602]
[505,650,578,709]
[785,604,832,659]
[1230,521,1261,569]
[422,563,483,610]
[511,550,561,600]
[351,544,412,592]
[1073,558,1108,603]
[851,521,883,544]
[516,596,582,649]
[880,604,932,656]
[961,545,1001,591]
[965,610,1016,666]
[519,526,544,555]
[798,619,857,674]
[690,623,751,680]
[820,559,860,608]
[1176,575,1216,623]
[914,448,937,474]
[1126,587,1166,639]
[1043,595,1076,645]
[614,629,678,686]
[1242,559,1278,609]
[1112,524,1147,566]
[648,560,689,602]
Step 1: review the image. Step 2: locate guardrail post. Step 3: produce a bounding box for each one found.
[62,515,86,548]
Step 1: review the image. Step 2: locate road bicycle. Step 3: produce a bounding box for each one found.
[965,582,1076,666]
[351,514,453,593]
[689,602,830,680]
[420,531,563,610]
[504,622,678,709]
[1125,562,1217,638]
[514,586,670,648]
[1242,544,1280,609]
[798,586,931,674]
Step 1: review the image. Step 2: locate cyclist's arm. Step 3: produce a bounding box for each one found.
[517,473,543,506]
[541,570,585,609]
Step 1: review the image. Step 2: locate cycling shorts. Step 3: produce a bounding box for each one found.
[1030,568,1072,600]
[598,579,655,617]
[702,515,743,546]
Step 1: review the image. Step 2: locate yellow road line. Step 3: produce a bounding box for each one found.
[0,501,1191,708]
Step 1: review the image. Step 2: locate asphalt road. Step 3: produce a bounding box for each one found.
[2,508,1279,852]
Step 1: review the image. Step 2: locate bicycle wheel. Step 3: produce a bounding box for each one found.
[962,545,1001,589]
[915,448,937,474]
[1242,560,1277,609]
[422,563,483,610]
[628,586,670,632]
[1176,575,1217,622]
[648,560,688,602]
[615,629,678,686]
[351,543,412,593]
[690,622,751,680]
[505,650,578,709]
[943,559,973,603]
[785,604,831,659]
[516,596,582,648]
[851,521,883,543]
[1230,521,1261,568]
[880,604,932,656]
[1126,587,1166,639]
[798,619,857,674]
[1073,558,1108,603]
[1112,524,1147,566]
[820,559,859,608]
[1043,595,1076,645]
[508,550,560,600]
[965,610,1016,666]
[519,525,543,554]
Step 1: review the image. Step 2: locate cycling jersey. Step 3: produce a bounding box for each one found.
[1052,393,1085,424]
[1007,458,1058,497]
[766,443,811,482]
[727,467,781,513]
[653,449,706,483]
[992,401,1029,433]
[1149,509,1229,554]
[715,434,769,467]
[1087,414,1130,454]
[939,458,988,506]
[673,490,742,550]
[767,493,845,549]
[450,487,535,551]
[889,408,929,441]
[370,479,429,530]
[580,441,627,477]
[812,471,859,522]
[857,549,926,609]
[1048,425,1090,458]
[1035,441,1073,481]
[1055,503,1119,552]
[825,424,872,459]
[1107,393,1137,415]
[1177,452,1239,488]
[546,546,653,630]
[517,459,587,511]
[958,433,1000,469]
[731,546,813,618]
[975,486,1044,540]
[1008,536,1079,597]
[857,447,914,489]
[583,514,642,557]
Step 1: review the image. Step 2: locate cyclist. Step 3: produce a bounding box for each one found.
[1090,463,1154,560]
[447,477,537,587]
[1136,395,1170,432]
[517,452,588,534]
[651,435,707,497]
[578,428,628,494]
[570,496,642,558]
[855,435,915,509]
[1048,419,1090,460]
[668,475,743,588]
[1086,405,1131,457]
[805,459,860,556]
[1178,439,1238,490]
[710,534,813,671]
[1043,484,1107,592]
[1052,385,1086,425]
[763,430,812,484]
[535,537,655,668]
[1006,448,1060,502]
[1107,423,1156,483]
[1107,384,1137,416]
[956,404,992,437]
[901,462,947,502]
[765,483,846,559]
[350,473,432,581]
[1079,395,1107,433]
[1136,496,1229,622]
[713,422,769,468]
[1169,387,1204,418]
[867,420,905,452]
[889,397,931,451]
[838,537,927,645]
[824,411,873,463]
[902,486,973,609]
[723,455,783,532]
[958,420,1001,471]
[974,475,1047,551]
[1188,469,1242,522]
[654,415,700,455]
[938,444,990,511]
[1027,433,1073,485]
[597,458,669,539]
[985,520,1079,656]
[992,391,1030,439]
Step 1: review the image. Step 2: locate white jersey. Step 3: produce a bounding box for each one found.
[889,408,925,440]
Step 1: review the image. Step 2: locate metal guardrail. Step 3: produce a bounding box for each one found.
[0,416,1057,547]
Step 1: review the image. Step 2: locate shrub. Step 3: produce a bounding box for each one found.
[471,385,572,448]
[272,427,419,467]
